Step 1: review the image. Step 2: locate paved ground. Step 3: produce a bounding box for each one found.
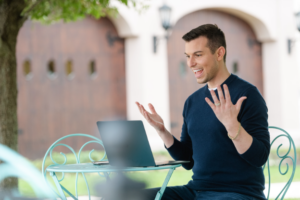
[68,182,300,200]
[265,181,300,199]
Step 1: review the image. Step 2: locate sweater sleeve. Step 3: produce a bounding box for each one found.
[238,87,270,167]
[165,100,194,170]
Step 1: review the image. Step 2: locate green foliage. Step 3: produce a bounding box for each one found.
[21,0,150,24]
[269,147,300,166]
[19,165,300,197]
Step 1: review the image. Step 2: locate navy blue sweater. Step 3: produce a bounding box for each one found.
[167,74,270,200]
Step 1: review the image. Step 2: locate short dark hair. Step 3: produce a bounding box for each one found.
[182,24,227,62]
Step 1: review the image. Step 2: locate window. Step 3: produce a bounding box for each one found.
[89,60,97,79]
[47,60,57,79]
[65,60,74,79]
[23,60,33,80]
[233,61,239,74]
[179,61,187,77]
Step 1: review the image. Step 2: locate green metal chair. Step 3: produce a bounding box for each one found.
[42,133,108,200]
[0,144,55,199]
[263,126,297,200]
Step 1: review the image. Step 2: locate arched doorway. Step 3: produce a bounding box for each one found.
[168,9,263,139]
[17,17,127,159]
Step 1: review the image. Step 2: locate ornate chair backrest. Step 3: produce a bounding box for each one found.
[0,144,55,199]
[263,126,297,200]
[42,133,107,199]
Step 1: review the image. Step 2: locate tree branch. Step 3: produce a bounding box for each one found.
[22,0,44,18]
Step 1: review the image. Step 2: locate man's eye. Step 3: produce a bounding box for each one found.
[196,54,202,57]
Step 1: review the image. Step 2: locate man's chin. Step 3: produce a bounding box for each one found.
[196,78,206,84]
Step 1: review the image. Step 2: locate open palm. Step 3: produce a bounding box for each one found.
[205,84,247,128]
[135,102,165,132]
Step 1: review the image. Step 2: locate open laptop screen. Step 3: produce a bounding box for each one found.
[97,120,156,167]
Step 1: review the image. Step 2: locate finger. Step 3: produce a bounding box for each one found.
[205,97,216,111]
[143,110,150,122]
[141,105,153,118]
[217,85,225,105]
[223,84,231,104]
[135,102,141,112]
[148,103,157,114]
[139,103,148,117]
[210,89,220,105]
[135,102,144,114]
[236,96,247,110]
[140,104,147,113]
[144,110,156,126]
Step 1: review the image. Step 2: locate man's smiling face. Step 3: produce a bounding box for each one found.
[185,36,220,85]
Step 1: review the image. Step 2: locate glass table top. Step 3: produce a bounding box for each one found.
[46,163,182,173]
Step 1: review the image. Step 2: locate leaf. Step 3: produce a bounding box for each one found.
[21,0,149,23]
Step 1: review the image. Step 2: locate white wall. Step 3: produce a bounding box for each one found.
[293,0,300,145]
[113,0,300,150]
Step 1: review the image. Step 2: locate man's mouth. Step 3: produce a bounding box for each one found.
[193,69,203,78]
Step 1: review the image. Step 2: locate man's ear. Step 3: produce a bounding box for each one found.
[216,46,226,61]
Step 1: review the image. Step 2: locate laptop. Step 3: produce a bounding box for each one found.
[94,120,189,167]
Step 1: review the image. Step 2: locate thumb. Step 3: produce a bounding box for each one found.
[148,103,157,114]
[236,96,247,110]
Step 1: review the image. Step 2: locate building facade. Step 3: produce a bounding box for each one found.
[17,17,127,158]
[114,0,300,150]
[16,0,300,159]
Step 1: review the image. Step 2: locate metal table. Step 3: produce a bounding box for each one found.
[46,163,181,200]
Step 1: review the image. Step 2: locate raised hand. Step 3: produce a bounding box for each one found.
[205,84,247,129]
[135,102,165,133]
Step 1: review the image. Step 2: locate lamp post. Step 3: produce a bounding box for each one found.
[296,12,300,32]
[153,4,172,53]
[288,12,300,54]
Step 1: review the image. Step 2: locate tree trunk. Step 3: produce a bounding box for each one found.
[0,0,27,189]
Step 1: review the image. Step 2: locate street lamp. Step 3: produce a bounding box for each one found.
[288,12,300,54]
[159,4,172,31]
[153,4,172,53]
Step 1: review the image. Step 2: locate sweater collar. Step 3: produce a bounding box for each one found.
[205,73,237,93]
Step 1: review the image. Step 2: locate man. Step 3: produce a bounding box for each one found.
[136,24,270,200]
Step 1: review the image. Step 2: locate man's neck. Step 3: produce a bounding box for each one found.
[207,66,231,89]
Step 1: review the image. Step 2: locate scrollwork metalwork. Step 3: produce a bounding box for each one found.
[263,126,297,200]
[42,133,109,200]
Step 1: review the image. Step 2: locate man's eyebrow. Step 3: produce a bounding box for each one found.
[184,51,203,55]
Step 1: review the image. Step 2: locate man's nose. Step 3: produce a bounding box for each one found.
[188,58,196,68]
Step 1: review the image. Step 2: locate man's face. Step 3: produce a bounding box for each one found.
[185,36,220,85]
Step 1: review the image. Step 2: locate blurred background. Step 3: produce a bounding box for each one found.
[14,0,300,199]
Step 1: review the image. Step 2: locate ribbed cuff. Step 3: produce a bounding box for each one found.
[165,136,180,151]
[240,137,263,167]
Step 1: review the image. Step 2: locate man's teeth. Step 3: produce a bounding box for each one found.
[194,69,203,73]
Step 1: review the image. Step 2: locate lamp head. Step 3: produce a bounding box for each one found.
[296,12,300,32]
[159,4,172,31]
